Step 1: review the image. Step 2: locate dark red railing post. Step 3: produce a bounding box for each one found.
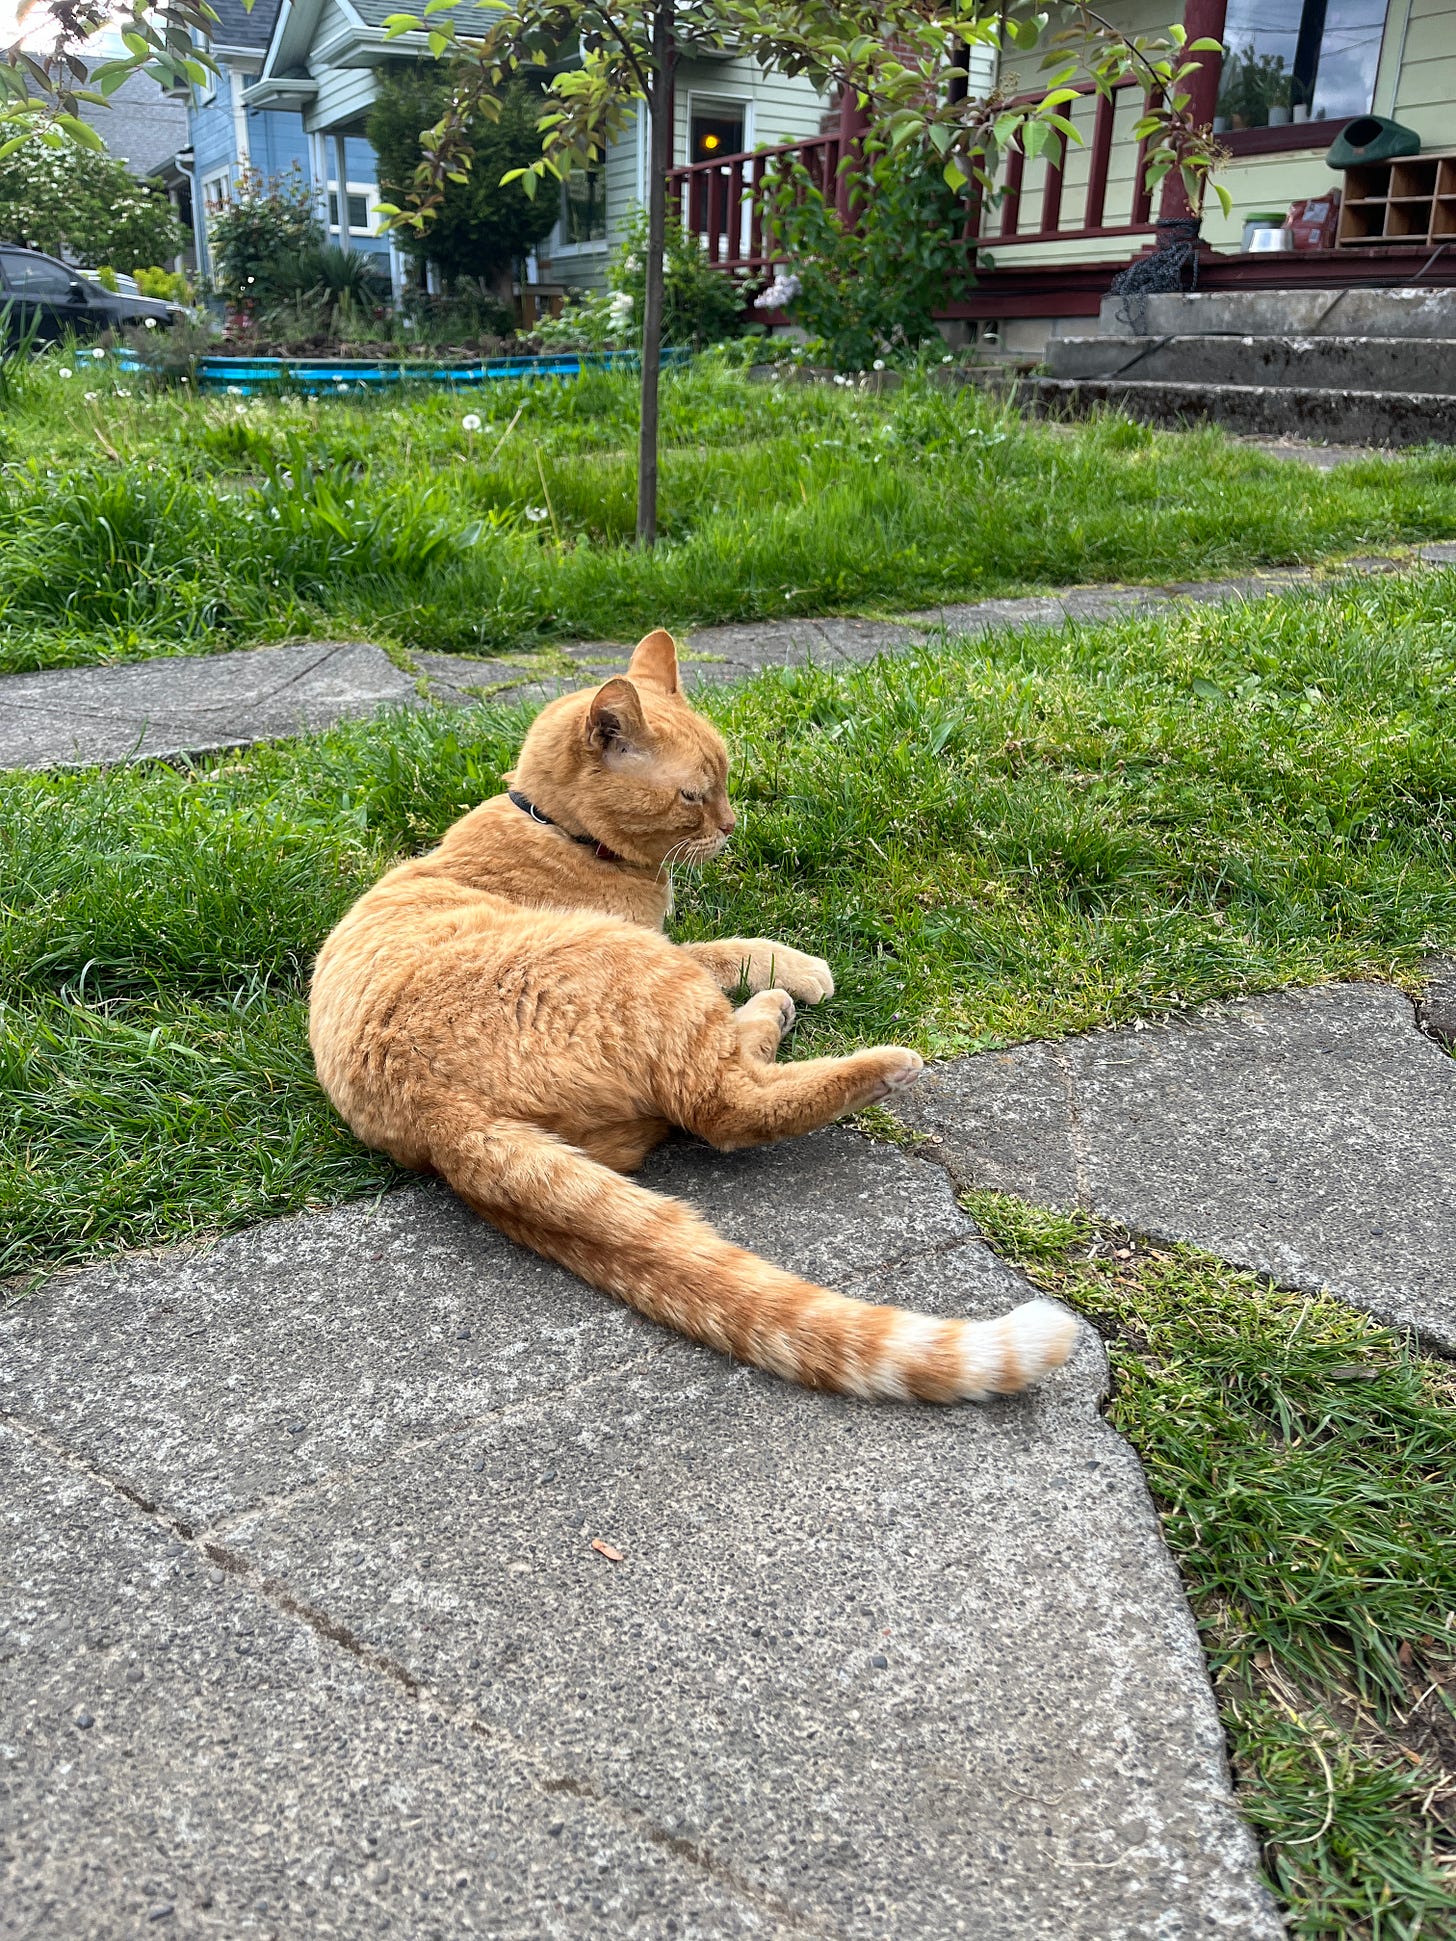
[750,153,766,263]
[1000,140,1025,237]
[1084,88,1116,231]
[727,156,745,263]
[835,79,869,227]
[1159,0,1227,220]
[706,164,724,262]
[1040,134,1064,235]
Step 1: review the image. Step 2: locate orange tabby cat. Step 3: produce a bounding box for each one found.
[309,629,1078,1402]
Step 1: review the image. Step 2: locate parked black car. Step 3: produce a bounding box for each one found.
[0,246,181,345]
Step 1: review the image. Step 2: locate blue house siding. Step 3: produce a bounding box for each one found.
[189,83,390,284]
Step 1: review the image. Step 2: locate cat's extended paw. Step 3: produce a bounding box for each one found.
[734,988,797,1063]
[864,1048,924,1101]
[751,944,834,1005]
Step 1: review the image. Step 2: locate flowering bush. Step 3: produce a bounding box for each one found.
[0,142,184,270]
[610,207,756,349]
[205,168,321,309]
[764,145,964,371]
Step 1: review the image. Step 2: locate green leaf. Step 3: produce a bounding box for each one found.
[1191,677,1225,702]
[1213,181,1233,218]
[54,115,104,151]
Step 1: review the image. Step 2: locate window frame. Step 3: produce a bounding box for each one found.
[325,179,381,240]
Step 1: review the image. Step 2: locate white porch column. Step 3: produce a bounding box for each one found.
[333,131,351,252]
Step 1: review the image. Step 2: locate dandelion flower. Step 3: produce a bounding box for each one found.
[92,346,106,359]
[144,316,157,329]
[57,367,72,378]
[525,505,549,522]
[872,359,885,370]
[226,385,243,396]
[461,412,482,432]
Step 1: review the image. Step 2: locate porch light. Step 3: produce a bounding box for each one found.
[702,133,720,150]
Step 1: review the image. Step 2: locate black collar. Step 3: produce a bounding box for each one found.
[508,789,624,865]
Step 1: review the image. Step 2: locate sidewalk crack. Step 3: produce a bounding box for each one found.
[0,1405,839,1936]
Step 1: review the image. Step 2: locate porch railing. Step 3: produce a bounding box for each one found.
[665,78,1161,277]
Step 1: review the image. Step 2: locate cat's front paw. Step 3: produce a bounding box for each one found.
[755,944,834,1005]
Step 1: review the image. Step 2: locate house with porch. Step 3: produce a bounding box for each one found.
[188,0,833,300]
[668,0,1455,349]
[181,0,395,288]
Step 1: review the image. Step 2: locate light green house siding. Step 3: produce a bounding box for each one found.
[995,0,1455,262]
[536,55,830,289]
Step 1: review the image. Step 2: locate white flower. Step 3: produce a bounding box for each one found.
[872,359,885,370]
[91,346,105,359]
[461,412,482,432]
[57,366,72,378]
[114,387,132,398]
[608,291,633,314]
[942,354,954,363]
[84,390,98,401]
[143,317,157,329]
[234,403,248,415]
[226,385,243,396]
[525,505,549,522]
[755,271,801,310]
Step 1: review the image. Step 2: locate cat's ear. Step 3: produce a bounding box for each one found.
[627,628,680,695]
[585,677,647,754]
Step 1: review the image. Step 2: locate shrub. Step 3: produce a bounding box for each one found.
[611,206,755,348]
[134,266,192,303]
[206,167,321,308]
[368,66,557,294]
[764,144,965,370]
[0,143,184,270]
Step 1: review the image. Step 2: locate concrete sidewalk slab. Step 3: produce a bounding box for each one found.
[7,545,1456,772]
[894,979,1456,1350]
[0,1423,777,1940]
[0,1130,1280,1937]
[0,641,417,770]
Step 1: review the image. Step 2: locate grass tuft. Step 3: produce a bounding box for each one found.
[964,1188,1456,1940]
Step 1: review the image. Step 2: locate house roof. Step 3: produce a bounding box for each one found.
[347,0,501,31]
[208,0,287,53]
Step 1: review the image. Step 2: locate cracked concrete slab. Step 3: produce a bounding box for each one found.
[895,979,1456,1350]
[0,641,418,770]
[0,1129,1279,1937]
[7,547,1456,771]
[0,1422,778,1939]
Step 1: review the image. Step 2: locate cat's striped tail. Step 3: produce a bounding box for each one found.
[432,1113,1080,1403]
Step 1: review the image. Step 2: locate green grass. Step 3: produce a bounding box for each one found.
[4,429,1455,1932]
[3,566,1455,1278]
[962,1189,1456,1940]
[3,351,1456,674]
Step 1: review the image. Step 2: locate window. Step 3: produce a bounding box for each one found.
[0,251,76,299]
[1215,0,1389,131]
[690,106,745,164]
[327,183,375,237]
[201,171,230,222]
[559,167,606,246]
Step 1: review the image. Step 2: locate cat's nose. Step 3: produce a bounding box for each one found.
[717,806,736,835]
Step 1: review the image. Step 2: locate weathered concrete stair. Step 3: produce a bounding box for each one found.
[1033,287,1456,445]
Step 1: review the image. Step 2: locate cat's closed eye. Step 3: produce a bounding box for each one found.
[680,789,703,803]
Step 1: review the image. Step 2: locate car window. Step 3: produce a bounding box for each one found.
[0,253,80,300]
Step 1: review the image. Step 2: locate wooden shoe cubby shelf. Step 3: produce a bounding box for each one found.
[1337,152,1456,247]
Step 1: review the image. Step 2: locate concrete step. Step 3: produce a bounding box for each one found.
[1097,287,1456,340]
[1030,376,1456,446]
[1045,333,1456,394]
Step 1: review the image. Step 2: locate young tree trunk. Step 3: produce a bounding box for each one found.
[636,0,674,548]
